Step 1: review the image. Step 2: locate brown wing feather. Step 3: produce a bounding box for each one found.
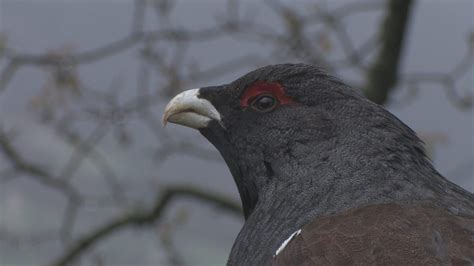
[273,203,474,266]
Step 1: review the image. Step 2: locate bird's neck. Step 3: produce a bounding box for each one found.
[227,181,326,265]
[227,149,438,265]
[204,127,473,265]
[234,132,439,218]
[227,132,446,265]
[201,104,474,265]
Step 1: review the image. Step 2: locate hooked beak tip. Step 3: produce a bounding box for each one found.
[161,112,169,127]
[162,88,221,129]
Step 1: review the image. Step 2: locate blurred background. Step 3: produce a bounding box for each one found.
[0,0,472,265]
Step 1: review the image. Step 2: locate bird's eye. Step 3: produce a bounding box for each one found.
[250,94,278,112]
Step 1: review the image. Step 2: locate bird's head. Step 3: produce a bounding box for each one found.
[163,63,427,218]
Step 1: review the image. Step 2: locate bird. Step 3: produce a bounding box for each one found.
[162,64,474,265]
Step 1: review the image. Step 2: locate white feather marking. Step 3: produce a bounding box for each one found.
[274,229,302,257]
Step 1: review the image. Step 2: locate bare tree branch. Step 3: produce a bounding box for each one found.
[51,185,242,266]
[0,128,79,197]
[0,25,232,93]
[364,0,414,104]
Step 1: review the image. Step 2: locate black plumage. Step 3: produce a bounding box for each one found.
[163,64,474,265]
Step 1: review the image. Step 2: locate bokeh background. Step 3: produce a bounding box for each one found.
[0,0,472,265]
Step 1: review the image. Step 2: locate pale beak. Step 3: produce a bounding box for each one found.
[162,88,221,129]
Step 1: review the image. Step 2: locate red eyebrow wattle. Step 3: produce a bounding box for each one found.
[240,81,294,107]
